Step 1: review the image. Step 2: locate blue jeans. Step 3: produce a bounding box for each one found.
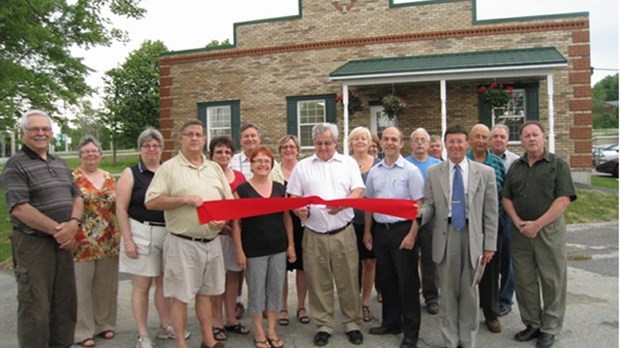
[499,214,515,305]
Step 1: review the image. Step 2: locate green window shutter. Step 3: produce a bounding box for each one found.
[231,100,241,149]
[525,87,539,121]
[326,95,337,124]
[478,98,492,127]
[286,97,297,135]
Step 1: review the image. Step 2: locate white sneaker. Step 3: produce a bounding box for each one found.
[155,324,191,340]
[136,336,153,348]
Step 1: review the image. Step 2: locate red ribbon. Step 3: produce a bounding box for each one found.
[196,196,418,224]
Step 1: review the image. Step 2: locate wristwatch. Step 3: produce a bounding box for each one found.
[69,217,83,225]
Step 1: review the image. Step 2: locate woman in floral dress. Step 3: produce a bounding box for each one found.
[72,136,119,347]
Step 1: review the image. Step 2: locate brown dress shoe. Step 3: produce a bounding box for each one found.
[486,318,502,333]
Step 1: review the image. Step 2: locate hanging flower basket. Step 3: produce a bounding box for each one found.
[478,83,513,108]
[335,89,363,114]
[381,94,407,118]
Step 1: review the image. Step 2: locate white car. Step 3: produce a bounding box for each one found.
[593,144,619,165]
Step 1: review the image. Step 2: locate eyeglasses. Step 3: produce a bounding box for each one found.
[26,127,52,133]
[141,144,161,150]
[251,159,271,165]
[181,132,204,138]
[81,149,100,155]
[314,141,334,147]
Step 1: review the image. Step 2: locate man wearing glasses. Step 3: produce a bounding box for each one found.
[287,123,365,347]
[2,110,84,347]
[146,119,232,348]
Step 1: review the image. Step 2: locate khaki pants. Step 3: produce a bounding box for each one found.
[302,225,361,334]
[11,231,77,348]
[511,218,567,335]
[74,256,119,342]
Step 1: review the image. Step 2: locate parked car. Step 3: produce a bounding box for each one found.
[595,155,619,178]
[593,144,618,165]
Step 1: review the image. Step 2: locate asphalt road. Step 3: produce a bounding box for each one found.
[0,222,617,348]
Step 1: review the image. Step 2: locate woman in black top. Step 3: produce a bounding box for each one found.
[232,146,295,348]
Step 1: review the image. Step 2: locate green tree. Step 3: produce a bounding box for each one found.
[102,40,168,162]
[0,0,145,130]
[206,39,233,48]
[67,100,109,150]
[592,74,619,129]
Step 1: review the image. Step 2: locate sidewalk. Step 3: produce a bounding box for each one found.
[0,225,617,348]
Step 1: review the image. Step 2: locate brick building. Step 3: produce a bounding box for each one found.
[159,0,592,183]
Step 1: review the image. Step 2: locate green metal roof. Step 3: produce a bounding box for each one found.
[330,47,567,79]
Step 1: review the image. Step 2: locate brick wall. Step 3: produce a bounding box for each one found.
[160,0,591,174]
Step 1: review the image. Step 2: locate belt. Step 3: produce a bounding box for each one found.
[375,220,411,230]
[142,221,166,227]
[312,222,351,235]
[448,217,469,225]
[171,232,214,243]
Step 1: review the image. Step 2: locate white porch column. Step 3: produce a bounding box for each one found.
[440,80,447,158]
[342,84,350,154]
[547,74,555,153]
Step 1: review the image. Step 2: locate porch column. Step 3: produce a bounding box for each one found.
[547,74,556,153]
[343,84,350,154]
[440,80,447,158]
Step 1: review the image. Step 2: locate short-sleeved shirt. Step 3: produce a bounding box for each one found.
[1,146,81,236]
[365,155,424,224]
[404,155,441,180]
[236,181,288,258]
[287,152,365,232]
[145,152,233,239]
[503,150,577,221]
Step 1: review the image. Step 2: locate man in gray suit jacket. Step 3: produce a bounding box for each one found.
[420,125,498,348]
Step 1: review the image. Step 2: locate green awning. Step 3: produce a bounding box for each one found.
[330,47,567,83]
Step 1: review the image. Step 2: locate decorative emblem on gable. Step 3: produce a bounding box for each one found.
[331,0,357,13]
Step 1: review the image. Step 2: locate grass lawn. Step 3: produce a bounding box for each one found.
[591,175,619,191]
[565,188,618,225]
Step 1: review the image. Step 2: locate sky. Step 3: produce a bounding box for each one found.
[76,0,618,106]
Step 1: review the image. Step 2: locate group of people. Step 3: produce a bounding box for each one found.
[2,109,575,348]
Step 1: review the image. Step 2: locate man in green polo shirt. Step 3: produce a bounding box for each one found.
[502,121,576,348]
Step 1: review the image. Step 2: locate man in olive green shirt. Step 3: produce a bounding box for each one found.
[502,121,576,348]
[146,119,232,348]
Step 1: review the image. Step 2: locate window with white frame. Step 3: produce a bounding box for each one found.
[298,100,326,147]
[206,105,232,139]
[492,88,526,141]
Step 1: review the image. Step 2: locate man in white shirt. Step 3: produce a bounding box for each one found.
[287,123,365,347]
[365,127,424,348]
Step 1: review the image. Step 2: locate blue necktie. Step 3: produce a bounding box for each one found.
[451,164,466,231]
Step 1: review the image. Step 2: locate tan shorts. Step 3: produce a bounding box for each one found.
[163,233,225,303]
[219,234,242,272]
[119,218,167,277]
